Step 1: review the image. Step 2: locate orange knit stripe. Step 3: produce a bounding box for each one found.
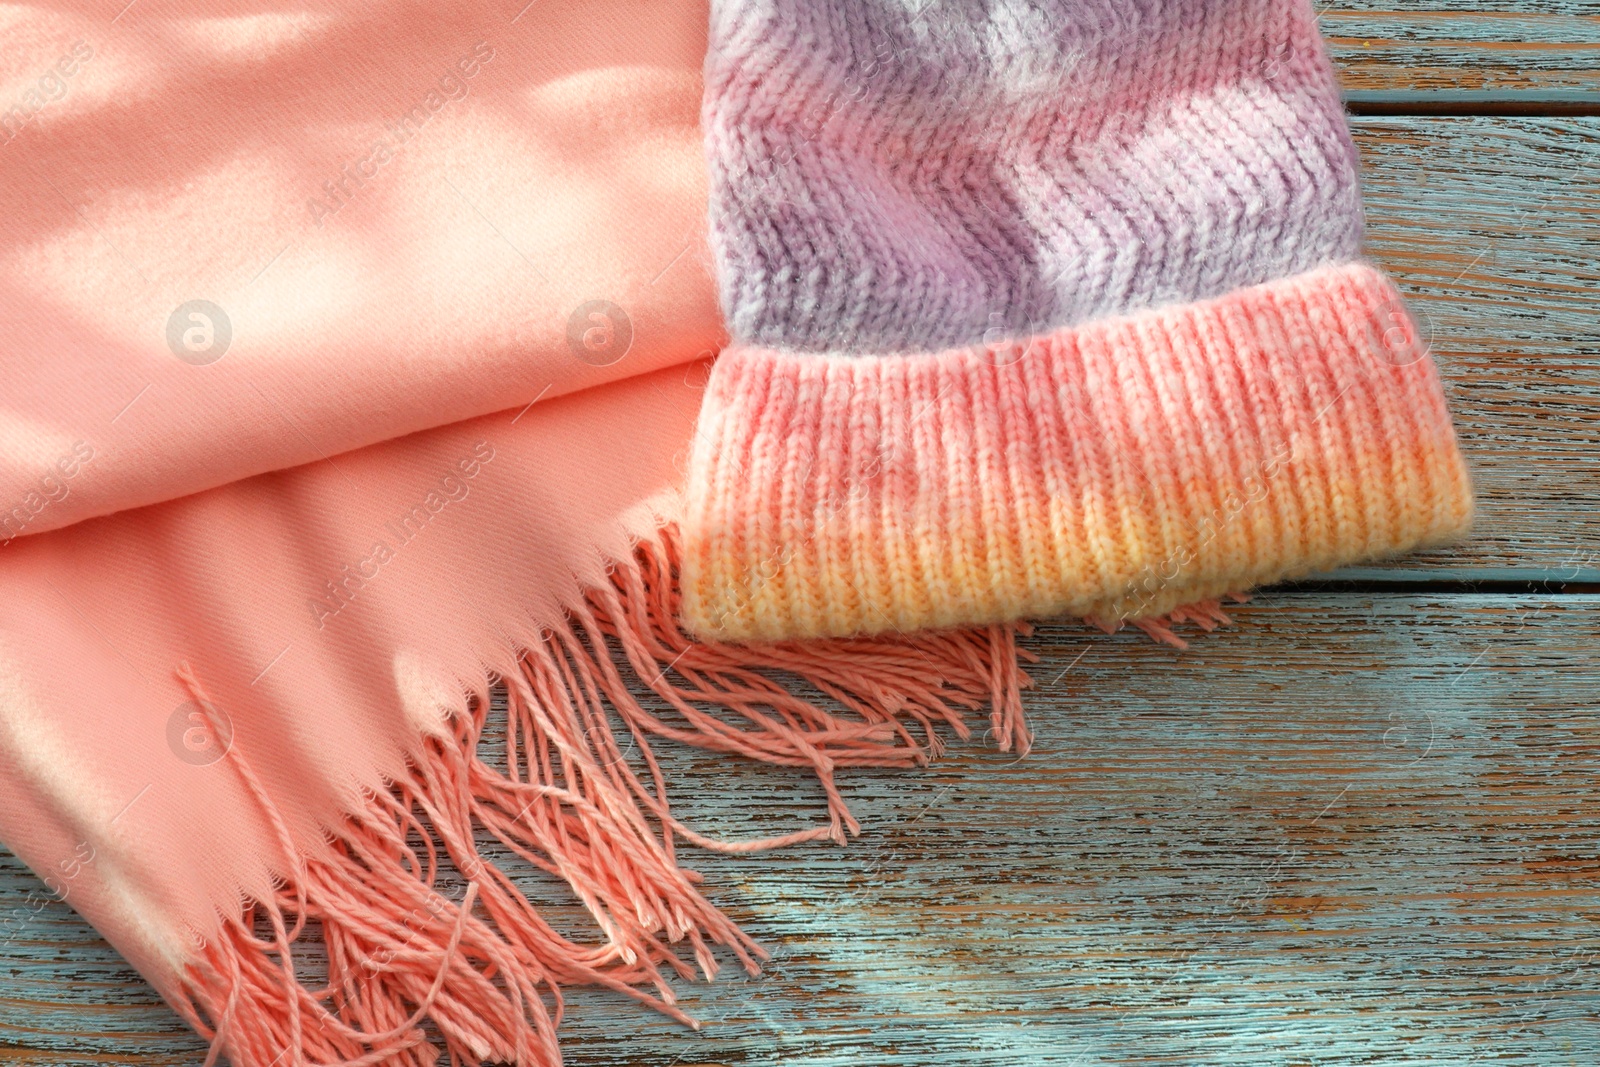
[681,261,1474,642]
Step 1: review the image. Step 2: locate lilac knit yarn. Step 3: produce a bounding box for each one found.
[703,0,1367,355]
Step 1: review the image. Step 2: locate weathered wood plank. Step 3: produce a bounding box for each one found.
[1329,0,1596,10]
[2,594,1598,1064]
[1321,10,1600,97]
[1352,117,1600,580]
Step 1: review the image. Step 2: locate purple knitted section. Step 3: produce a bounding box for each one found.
[703,0,1366,355]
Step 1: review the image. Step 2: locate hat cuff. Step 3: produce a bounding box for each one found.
[681,261,1474,642]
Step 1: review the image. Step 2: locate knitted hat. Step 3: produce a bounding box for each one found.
[681,0,1474,641]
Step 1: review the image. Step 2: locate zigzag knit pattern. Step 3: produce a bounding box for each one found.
[682,0,1475,641]
[704,0,1363,354]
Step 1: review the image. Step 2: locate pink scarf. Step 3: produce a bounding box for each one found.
[0,2,1471,1064]
[0,6,1031,1063]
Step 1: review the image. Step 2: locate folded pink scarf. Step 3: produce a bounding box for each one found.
[0,2,1471,1064]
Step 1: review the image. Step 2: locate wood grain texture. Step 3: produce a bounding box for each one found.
[1323,10,1600,97]
[1354,116,1600,580]
[3,10,1598,1067]
[2,596,1599,1065]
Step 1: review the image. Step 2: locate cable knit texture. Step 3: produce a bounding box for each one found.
[682,0,1475,641]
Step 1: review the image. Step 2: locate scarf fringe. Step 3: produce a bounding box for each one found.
[1089,593,1251,651]
[165,526,1234,1066]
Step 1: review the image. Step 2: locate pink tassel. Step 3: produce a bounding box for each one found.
[170,527,1231,1066]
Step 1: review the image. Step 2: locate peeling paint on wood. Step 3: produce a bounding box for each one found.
[1324,11,1600,95]
[2,597,1599,1065]
[1353,117,1600,577]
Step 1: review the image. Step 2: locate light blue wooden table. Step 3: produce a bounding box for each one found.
[2,4,1598,1064]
